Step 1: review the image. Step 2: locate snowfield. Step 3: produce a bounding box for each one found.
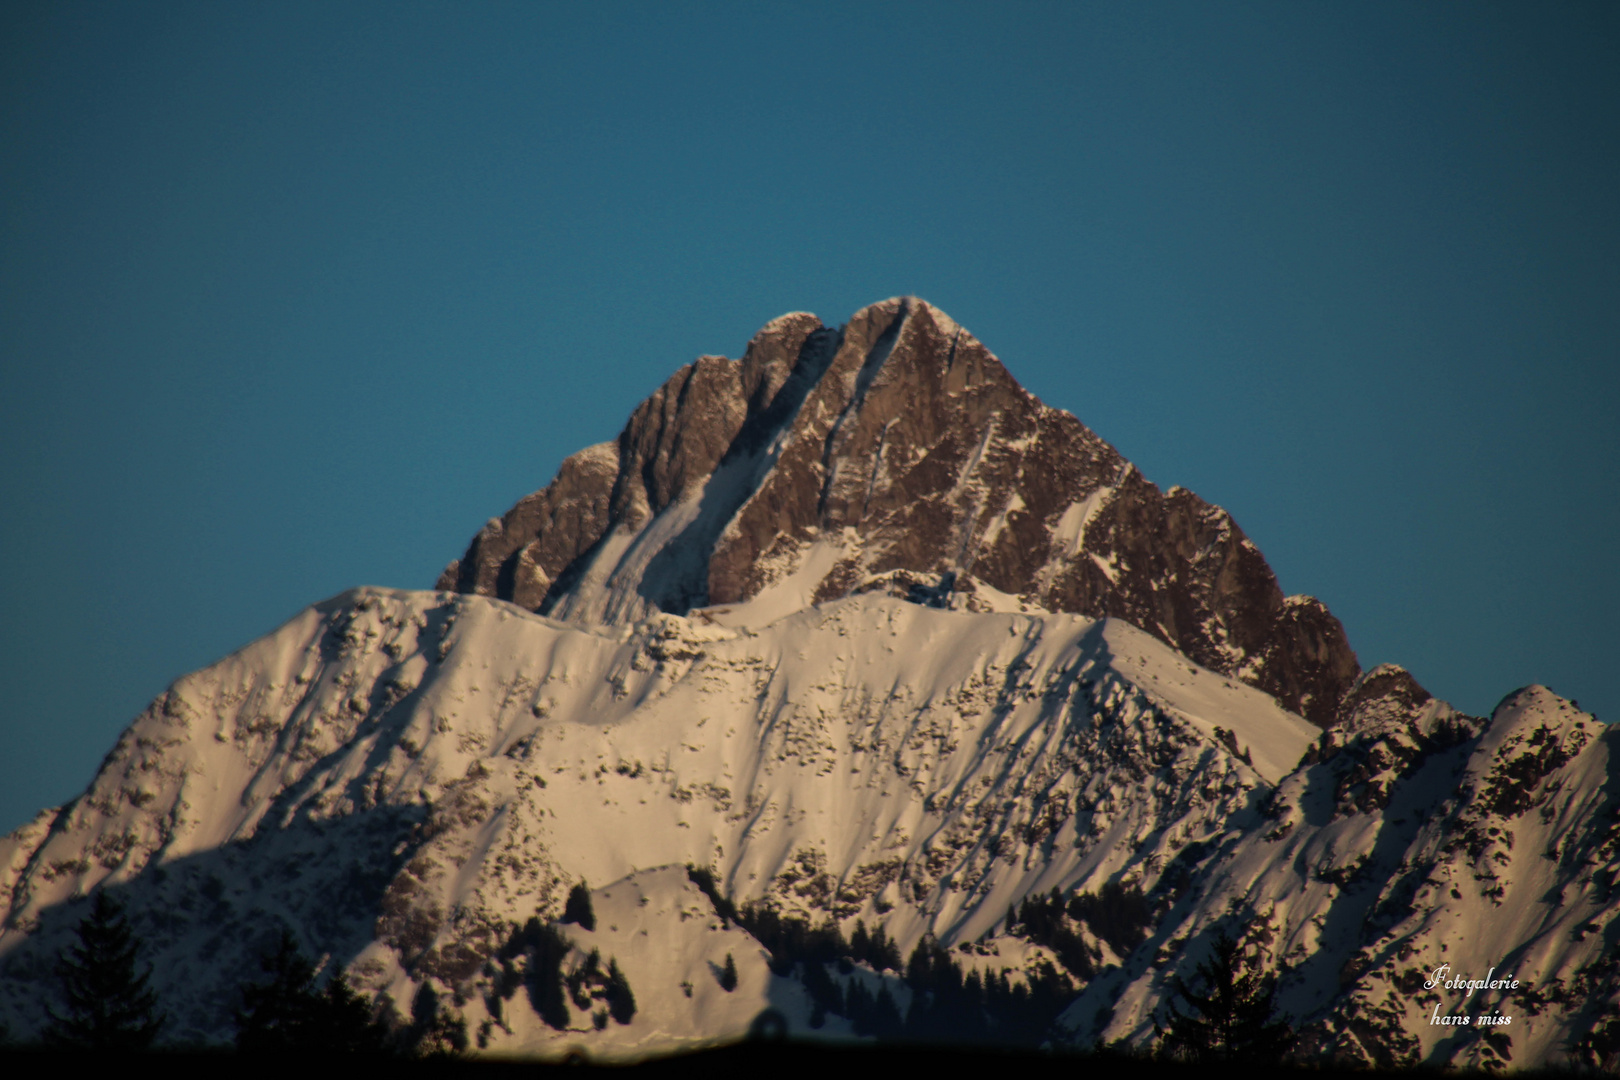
[1,587,1611,1067]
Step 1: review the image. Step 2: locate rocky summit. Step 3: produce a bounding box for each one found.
[1,300,1616,1070]
[439,297,1357,728]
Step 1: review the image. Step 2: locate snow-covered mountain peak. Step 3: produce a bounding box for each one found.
[439,300,1363,727]
[4,303,1614,1070]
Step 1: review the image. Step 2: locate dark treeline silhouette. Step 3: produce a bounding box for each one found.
[685,865,1079,1047]
[499,916,571,1030]
[1004,881,1157,981]
[1067,880,1154,957]
[20,874,1166,1059]
[495,912,635,1033]
[1154,930,1294,1064]
[31,891,411,1056]
[1006,889,1094,979]
[235,931,395,1054]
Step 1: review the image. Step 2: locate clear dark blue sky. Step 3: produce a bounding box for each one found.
[3,2,1616,833]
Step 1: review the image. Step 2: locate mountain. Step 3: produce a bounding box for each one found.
[438,298,1356,727]
[1,300,1615,1069]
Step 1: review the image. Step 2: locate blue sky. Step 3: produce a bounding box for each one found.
[2,1,1616,833]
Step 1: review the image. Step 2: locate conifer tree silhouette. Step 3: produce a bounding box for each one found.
[1156,930,1294,1064]
[43,891,165,1051]
[718,952,738,991]
[561,881,596,931]
[605,958,636,1025]
[520,919,572,1030]
[235,933,316,1050]
[235,931,391,1053]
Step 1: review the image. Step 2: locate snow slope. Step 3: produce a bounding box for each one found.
[3,585,1610,1067]
[0,587,1308,1053]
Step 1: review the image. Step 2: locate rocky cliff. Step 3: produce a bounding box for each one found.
[439,299,1358,726]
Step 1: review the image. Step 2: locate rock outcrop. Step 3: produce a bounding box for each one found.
[440,298,1360,725]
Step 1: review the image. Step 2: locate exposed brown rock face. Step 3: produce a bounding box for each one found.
[438,441,620,610]
[1318,663,1481,817]
[439,297,1364,725]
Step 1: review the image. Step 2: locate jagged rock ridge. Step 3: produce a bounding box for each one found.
[439,298,1358,726]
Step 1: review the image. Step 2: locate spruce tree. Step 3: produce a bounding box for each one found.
[850,920,870,963]
[43,891,165,1051]
[236,932,317,1050]
[309,972,391,1053]
[605,958,636,1025]
[1156,930,1294,1064]
[561,881,596,931]
[718,952,738,991]
[871,984,902,1039]
[236,931,391,1054]
[846,979,874,1035]
[524,922,572,1030]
